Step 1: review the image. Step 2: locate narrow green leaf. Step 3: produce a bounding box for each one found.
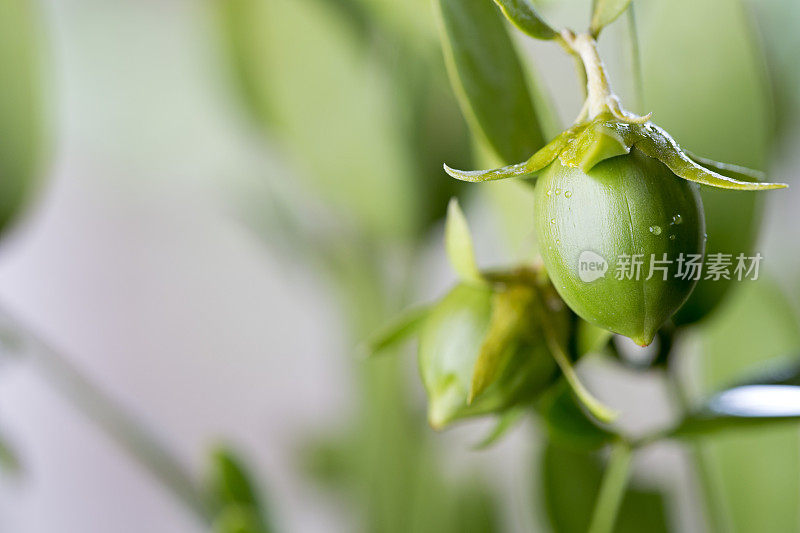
[213,505,267,533]
[443,124,585,184]
[538,305,617,423]
[445,198,483,284]
[207,447,270,532]
[443,161,532,183]
[474,407,526,449]
[469,286,534,402]
[590,0,633,36]
[362,305,430,357]
[435,0,546,164]
[634,123,787,190]
[0,0,46,234]
[492,0,557,40]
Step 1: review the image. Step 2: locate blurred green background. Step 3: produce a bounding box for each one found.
[0,0,799,531]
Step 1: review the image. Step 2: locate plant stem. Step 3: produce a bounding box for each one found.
[0,303,212,523]
[588,439,632,533]
[626,5,644,113]
[567,33,613,119]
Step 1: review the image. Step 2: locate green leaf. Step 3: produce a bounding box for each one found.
[535,380,614,450]
[469,286,534,402]
[213,506,266,533]
[0,434,21,476]
[633,123,787,190]
[541,443,669,533]
[0,0,46,234]
[492,0,557,40]
[443,124,584,184]
[435,0,546,164]
[206,447,270,531]
[690,279,800,533]
[590,0,633,36]
[473,406,526,449]
[362,305,430,357]
[445,198,483,284]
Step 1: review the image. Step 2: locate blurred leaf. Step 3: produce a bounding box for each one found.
[474,406,525,449]
[213,505,267,533]
[214,0,422,238]
[590,0,632,36]
[435,0,547,164]
[207,447,270,532]
[445,198,483,284]
[492,0,557,40]
[0,0,46,234]
[689,280,800,532]
[541,443,669,533]
[0,434,21,476]
[535,380,614,450]
[363,305,430,357]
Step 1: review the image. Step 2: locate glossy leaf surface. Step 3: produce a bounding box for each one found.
[436,0,546,164]
[492,0,556,40]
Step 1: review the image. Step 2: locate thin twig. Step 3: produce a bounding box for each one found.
[626,4,644,113]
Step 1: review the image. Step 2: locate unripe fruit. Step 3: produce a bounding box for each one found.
[534,147,706,346]
[418,282,558,428]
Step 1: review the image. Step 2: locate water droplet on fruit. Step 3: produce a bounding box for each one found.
[564,191,572,198]
[546,189,552,197]
[649,225,662,235]
[554,188,561,195]
[669,234,676,241]
[556,239,560,245]
[550,218,556,224]
[672,214,682,225]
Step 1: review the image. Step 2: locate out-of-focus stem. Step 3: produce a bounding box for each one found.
[587,439,632,533]
[0,303,212,524]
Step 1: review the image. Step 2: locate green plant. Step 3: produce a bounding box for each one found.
[369,0,799,531]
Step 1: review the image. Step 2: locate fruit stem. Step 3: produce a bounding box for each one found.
[587,439,633,533]
[561,31,651,125]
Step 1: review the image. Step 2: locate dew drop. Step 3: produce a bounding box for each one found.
[669,234,676,241]
[672,214,683,225]
[546,189,552,197]
[556,239,560,245]
[649,225,662,235]
[554,188,561,195]
[564,191,572,198]
[550,218,556,224]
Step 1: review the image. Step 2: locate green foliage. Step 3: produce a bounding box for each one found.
[444,198,483,285]
[435,0,546,164]
[492,0,557,41]
[541,443,669,533]
[206,447,271,532]
[691,280,800,532]
[0,0,45,234]
[589,0,632,37]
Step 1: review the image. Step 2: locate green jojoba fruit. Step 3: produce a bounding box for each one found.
[534,147,705,346]
[418,281,559,429]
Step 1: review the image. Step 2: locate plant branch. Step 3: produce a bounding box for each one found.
[0,303,212,524]
[588,439,632,533]
[626,5,644,113]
